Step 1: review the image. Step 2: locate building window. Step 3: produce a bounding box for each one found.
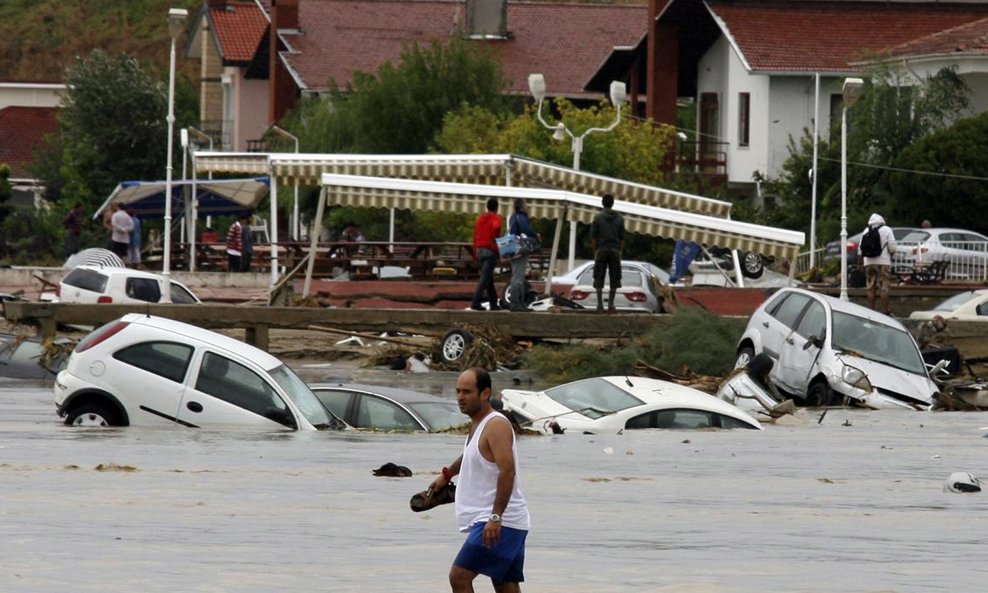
[738,92,750,147]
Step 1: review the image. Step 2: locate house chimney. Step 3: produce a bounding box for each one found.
[272,0,299,30]
[269,0,300,123]
[465,0,507,39]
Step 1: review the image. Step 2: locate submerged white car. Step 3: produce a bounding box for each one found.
[54,314,340,430]
[735,288,937,409]
[496,376,763,434]
[909,289,988,322]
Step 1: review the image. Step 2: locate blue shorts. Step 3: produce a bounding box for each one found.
[453,522,527,585]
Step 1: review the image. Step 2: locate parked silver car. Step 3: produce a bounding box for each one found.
[894,227,988,280]
[567,262,669,313]
[734,288,937,409]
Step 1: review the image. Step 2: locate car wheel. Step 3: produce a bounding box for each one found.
[439,329,473,364]
[740,252,764,279]
[65,403,117,427]
[806,382,835,407]
[503,285,520,307]
[734,346,756,369]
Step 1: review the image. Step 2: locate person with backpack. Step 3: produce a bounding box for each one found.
[860,213,897,314]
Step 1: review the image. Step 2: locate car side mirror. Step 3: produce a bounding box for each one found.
[930,359,950,376]
[803,332,825,350]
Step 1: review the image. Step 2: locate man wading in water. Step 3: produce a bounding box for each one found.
[429,367,530,592]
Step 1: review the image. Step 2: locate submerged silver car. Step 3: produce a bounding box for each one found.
[734,288,937,409]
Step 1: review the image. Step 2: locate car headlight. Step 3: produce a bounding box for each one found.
[842,365,872,392]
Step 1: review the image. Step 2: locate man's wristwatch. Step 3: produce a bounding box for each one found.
[489,513,501,523]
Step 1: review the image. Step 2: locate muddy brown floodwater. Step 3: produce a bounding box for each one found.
[2,379,987,593]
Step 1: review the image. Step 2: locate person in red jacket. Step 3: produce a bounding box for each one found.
[470,198,502,311]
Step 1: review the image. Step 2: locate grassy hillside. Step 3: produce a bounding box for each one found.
[0,0,200,81]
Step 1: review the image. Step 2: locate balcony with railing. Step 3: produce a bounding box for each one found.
[195,120,232,151]
[675,140,728,185]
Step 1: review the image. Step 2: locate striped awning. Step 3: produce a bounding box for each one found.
[321,174,804,259]
[511,159,731,217]
[193,152,732,218]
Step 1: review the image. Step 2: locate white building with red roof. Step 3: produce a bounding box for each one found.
[634,0,988,198]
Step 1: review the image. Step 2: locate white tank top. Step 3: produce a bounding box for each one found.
[455,412,530,532]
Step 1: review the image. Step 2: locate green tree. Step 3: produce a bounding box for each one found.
[33,49,197,209]
[278,37,510,242]
[283,37,509,155]
[25,49,197,259]
[888,111,988,233]
[755,64,970,246]
[435,100,677,260]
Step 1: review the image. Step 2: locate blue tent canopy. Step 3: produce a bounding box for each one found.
[93,177,270,220]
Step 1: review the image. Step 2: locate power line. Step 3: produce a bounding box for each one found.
[816,155,988,182]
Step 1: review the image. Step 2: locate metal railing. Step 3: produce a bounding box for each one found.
[793,241,988,282]
[196,120,232,151]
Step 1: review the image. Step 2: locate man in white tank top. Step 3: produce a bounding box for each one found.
[428,367,530,592]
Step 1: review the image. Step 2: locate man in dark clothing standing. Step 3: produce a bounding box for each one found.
[240,213,254,272]
[591,193,625,312]
[470,198,501,311]
[62,202,84,257]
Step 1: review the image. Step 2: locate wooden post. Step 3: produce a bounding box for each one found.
[245,324,269,350]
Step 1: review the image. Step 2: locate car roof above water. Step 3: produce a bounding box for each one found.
[774,288,907,329]
[309,382,448,404]
[118,313,283,370]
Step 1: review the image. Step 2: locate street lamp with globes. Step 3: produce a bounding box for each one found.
[528,74,626,275]
[839,77,864,301]
[162,7,187,301]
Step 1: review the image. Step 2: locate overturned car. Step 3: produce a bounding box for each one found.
[731,288,938,410]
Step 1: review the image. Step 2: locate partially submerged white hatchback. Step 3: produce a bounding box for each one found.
[54,314,341,430]
[734,288,937,410]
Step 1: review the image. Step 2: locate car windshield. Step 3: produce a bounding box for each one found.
[544,377,644,419]
[576,267,644,288]
[933,291,979,313]
[407,402,467,431]
[269,365,339,429]
[830,312,926,375]
[170,283,199,304]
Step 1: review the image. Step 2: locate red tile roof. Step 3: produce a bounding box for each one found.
[707,1,988,72]
[209,1,269,64]
[0,106,59,179]
[282,0,647,99]
[885,15,988,58]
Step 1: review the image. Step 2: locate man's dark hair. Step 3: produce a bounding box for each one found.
[469,366,492,394]
[486,198,499,212]
[602,193,615,209]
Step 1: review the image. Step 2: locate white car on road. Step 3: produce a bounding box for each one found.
[54,314,340,430]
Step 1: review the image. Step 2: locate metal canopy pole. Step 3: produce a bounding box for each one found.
[303,186,328,299]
